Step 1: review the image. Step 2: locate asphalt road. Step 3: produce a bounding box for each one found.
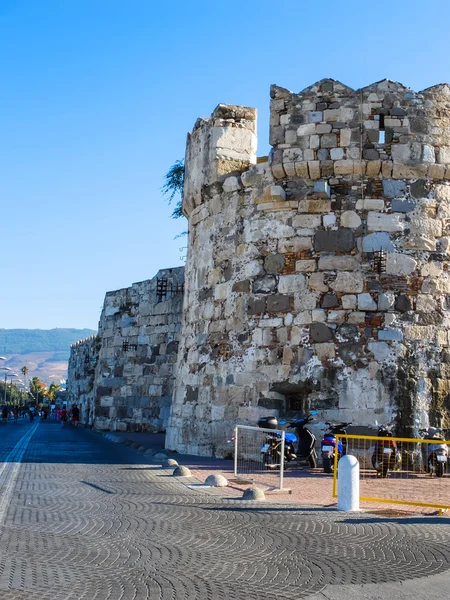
[0,419,448,599]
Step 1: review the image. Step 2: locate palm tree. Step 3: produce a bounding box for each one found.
[21,366,29,396]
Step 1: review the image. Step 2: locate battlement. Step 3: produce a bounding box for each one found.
[183,104,257,217]
[270,78,450,182]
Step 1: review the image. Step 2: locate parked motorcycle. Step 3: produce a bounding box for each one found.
[372,423,401,478]
[258,416,297,468]
[419,427,449,478]
[321,422,351,473]
[280,411,319,468]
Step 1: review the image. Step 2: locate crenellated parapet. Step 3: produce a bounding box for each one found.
[269,78,450,181]
[183,104,257,217]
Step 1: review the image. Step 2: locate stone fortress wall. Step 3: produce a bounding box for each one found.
[67,267,184,432]
[67,334,99,425]
[166,78,450,457]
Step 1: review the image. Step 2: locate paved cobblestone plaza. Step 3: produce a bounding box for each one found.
[0,421,449,599]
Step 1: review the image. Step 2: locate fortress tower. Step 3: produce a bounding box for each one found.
[166,79,450,457]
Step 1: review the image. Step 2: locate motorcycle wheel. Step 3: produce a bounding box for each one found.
[323,457,332,474]
[263,452,279,470]
[436,462,444,478]
[381,462,389,478]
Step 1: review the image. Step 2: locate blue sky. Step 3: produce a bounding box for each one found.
[1,0,449,330]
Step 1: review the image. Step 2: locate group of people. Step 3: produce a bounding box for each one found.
[0,405,47,423]
[0,404,81,426]
[59,404,80,428]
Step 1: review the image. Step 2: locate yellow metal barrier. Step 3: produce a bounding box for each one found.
[332,434,450,512]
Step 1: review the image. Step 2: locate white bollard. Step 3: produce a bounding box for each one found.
[337,455,360,511]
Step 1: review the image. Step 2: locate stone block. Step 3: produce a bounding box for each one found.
[377,292,395,311]
[334,160,354,175]
[259,317,284,327]
[366,160,381,176]
[278,274,306,293]
[391,198,416,213]
[392,164,428,179]
[421,262,443,278]
[247,297,266,315]
[314,229,355,252]
[297,123,316,136]
[253,275,278,293]
[308,161,321,179]
[382,180,406,198]
[428,164,446,179]
[293,214,322,228]
[367,212,405,233]
[311,309,326,322]
[308,272,329,292]
[315,343,335,361]
[295,161,309,177]
[321,134,337,148]
[416,295,436,312]
[299,199,331,213]
[223,176,240,192]
[316,123,332,134]
[327,310,346,324]
[295,260,316,272]
[362,232,394,252]
[342,294,357,309]
[358,293,377,311]
[278,237,312,252]
[378,328,403,341]
[310,111,323,123]
[266,295,291,313]
[339,129,351,147]
[340,211,361,229]
[322,294,339,308]
[395,294,412,312]
[232,280,251,293]
[347,312,365,324]
[310,322,334,342]
[404,325,435,342]
[355,199,385,211]
[322,214,336,228]
[318,256,357,271]
[270,185,286,201]
[264,254,285,274]
[331,272,364,294]
[438,146,450,164]
[385,253,417,275]
[310,135,320,149]
[330,148,345,160]
[367,341,391,362]
[313,181,331,198]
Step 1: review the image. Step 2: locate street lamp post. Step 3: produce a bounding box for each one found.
[1,366,12,406]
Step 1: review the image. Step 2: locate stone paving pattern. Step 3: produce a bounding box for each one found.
[0,421,449,599]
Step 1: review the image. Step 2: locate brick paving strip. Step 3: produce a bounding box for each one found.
[0,422,449,599]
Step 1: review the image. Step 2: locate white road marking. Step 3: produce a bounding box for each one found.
[0,422,39,524]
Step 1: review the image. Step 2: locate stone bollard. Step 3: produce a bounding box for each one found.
[337,455,360,512]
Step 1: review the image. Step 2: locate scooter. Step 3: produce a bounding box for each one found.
[321,422,351,473]
[419,427,448,478]
[372,423,401,478]
[282,411,318,468]
[258,416,297,468]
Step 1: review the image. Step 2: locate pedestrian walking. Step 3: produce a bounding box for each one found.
[71,404,80,427]
[60,407,67,428]
[2,405,8,424]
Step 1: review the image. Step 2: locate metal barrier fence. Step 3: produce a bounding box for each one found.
[332,434,450,512]
[233,425,288,492]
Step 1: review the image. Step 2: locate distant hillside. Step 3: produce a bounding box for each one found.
[0,328,96,357]
[0,328,96,385]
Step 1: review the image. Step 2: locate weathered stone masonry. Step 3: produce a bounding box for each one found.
[67,334,99,426]
[166,78,450,457]
[68,267,184,432]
